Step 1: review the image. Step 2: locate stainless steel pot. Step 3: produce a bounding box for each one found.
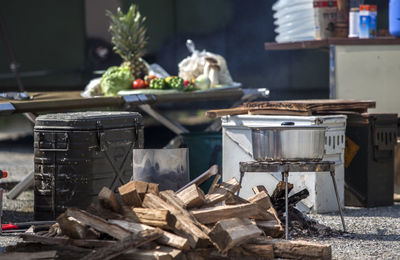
[251,122,326,161]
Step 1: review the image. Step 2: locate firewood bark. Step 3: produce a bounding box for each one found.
[83,228,163,260]
[65,208,131,240]
[56,213,99,240]
[190,203,260,224]
[118,181,143,207]
[251,239,332,260]
[98,187,122,213]
[208,218,263,254]
[109,219,190,250]
[203,177,241,206]
[129,207,176,230]
[176,184,205,208]
[254,220,284,238]
[142,193,210,249]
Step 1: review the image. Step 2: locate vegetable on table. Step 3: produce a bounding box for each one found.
[166,76,184,90]
[133,79,146,89]
[100,66,134,96]
[149,78,167,89]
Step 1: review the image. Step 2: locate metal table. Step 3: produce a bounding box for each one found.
[239,161,346,239]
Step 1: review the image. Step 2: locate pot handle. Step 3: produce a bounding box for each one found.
[281,121,295,126]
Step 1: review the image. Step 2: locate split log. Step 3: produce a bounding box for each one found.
[56,213,99,240]
[135,180,150,200]
[176,184,205,209]
[142,193,210,248]
[190,203,260,224]
[251,239,332,260]
[109,219,190,250]
[247,191,276,221]
[208,173,221,194]
[20,233,116,248]
[86,202,124,220]
[224,193,249,205]
[98,187,122,213]
[203,177,241,206]
[65,208,131,240]
[274,189,310,214]
[250,186,282,226]
[252,185,270,195]
[208,218,263,254]
[254,220,284,238]
[0,251,58,260]
[83,228,163,260]
[271,181,293,205]
[185,247,272,260]
[130,207,176,230]
[147,183,160,195]
[118,181,143,207]
[241,244,274,259]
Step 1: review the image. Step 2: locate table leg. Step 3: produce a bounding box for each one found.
[330,170,346,232]
[283,171,289,240]
[237,169,245,196]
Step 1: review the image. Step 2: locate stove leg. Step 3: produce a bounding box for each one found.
[237,169,244,196]
[330,170,346,232]
[283,171,289,240]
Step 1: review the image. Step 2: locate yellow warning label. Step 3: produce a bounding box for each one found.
[345,137,360,168]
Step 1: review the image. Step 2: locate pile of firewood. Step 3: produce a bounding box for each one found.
[11,167,332,259]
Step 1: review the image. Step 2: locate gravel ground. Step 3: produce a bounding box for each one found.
[1,137,400,259]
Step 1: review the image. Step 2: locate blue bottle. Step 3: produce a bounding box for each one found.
[389,0,400,37]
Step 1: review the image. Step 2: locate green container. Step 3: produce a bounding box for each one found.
[181,132,222,193]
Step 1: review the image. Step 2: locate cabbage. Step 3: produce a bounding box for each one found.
[100,66,133,96]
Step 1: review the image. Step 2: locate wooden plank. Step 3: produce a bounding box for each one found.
[130,207,176,230]
[248,109,312,116]
[56,212,99,240]
[208,218,263,254]
[205,107,248,118]
[109,219,190,250]
[65,208,131,240]
[254,220,284,238]
[252,239,332,260]
[20,233,116,248]
[98,186,122,213]
[118,181,143,207]
[142,193,210,249]
[83,229,163,260]
[191,203,260,224]
[176,184,205,209]
[204,177,241,206]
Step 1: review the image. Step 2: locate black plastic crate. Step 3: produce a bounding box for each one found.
[345,113,397,207]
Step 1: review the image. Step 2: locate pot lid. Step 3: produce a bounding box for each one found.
[34,111,142,130]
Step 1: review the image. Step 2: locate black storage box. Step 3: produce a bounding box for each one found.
[345,113,397,207]
[34,111,143,220]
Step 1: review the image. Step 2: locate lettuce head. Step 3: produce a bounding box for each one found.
[100,66,133,96]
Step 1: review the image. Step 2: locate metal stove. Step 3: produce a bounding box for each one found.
[238,160,346,239]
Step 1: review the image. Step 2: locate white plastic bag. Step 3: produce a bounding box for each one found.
[178,39,237,86]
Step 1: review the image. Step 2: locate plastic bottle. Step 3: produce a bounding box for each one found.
[389,0,400,37]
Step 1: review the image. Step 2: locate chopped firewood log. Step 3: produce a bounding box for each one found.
[98,187,122,213]
[241,244,274,259]
[271,181,293,205]
[190,203,260,224]
[65,208,131,240]
[254,220,284,238]
[251,238,332,260]
[109,219,190,250]
[87,202,124,220]
[135,180,149,200]
[142,193,210,249]
[83,228,163,260]
[274,189,310,214]
[185,247,272,260]
[203,177,241,206]
[56,213,99,240]
[208,218,263,254]
[0,251,58,259]
[121,246,182,260]
[250,186,282,226]
[208,173,221,194]
[21,233,116,248]
[252,185,270,196]
[147,183,160,195]
[176,184,205,208]
[159,190,211,234]
[247,191,276,221]
[127,207,176,230]
[177,165,219,193]
[224,193,249,205]
[118,181,143,207]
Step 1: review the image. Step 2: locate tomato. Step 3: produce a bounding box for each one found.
[133,79,145,89]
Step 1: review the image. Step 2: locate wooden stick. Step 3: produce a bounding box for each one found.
[83,229,163,260]
[109,219,190,250]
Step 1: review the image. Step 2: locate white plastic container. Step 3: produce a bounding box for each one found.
[222,115,347,213]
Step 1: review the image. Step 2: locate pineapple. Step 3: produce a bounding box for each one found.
[107,4,148,79]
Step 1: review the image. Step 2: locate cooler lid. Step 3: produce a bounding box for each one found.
[34,111,142,130]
